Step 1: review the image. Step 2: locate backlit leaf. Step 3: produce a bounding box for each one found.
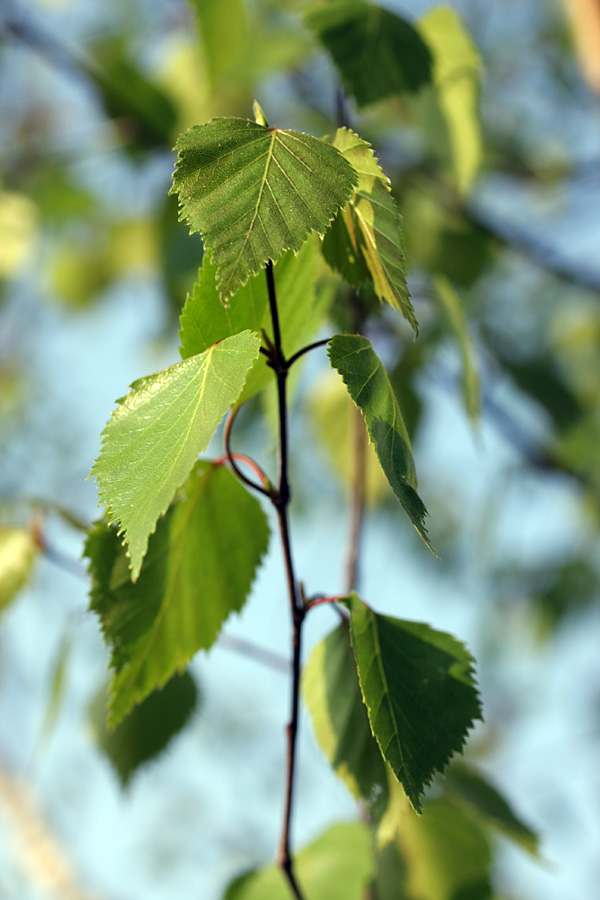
[303,621,389,814]
[86,462,269,726]
[306,0,432,107]
[345,593,482,813]
[0,525,37,614]
[92,330,261,580]
[171,117,357,301]
[224,822,373,900]
[328,334,433,551]
[433,274,480,423]
[322,128,416,332]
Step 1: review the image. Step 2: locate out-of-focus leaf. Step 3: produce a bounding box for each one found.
[303,621,389,815]
[90,670,199,787]
[433,274,480,423]
[170,117,357,301]
[322,128,416,332]
[417,7,482,194]
[305,0,432,107]
[0,192,38,277]
[86,462,269,727]
[0,525,37,614]
[328,334,433,551]
[345,593,482,813]
[191,0,247,87]
[92,330,260,580]
[445,763,540,856]
[224,822,373,900]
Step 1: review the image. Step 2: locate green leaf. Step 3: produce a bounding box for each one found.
[445,764,540,856]
[322,128,417,333]
[90,671,199,787]
[328,334,433,552]
[417,7,482,194]
[306,0,432,108]
[346,593,482,813]
[303,622,389,814]
[224,822,373,900]
[433,274,480,423]
[170,117,357,301]
[191,0,248,88]
[91,330,261,580]
[86,462,269,727]
[0,525,37,614]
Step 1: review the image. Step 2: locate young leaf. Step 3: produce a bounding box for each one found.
[86,462,269,727]
[433,274,480,423]
[0,525,38,614]
[224,822,373,900]
[345,593,482,813]
[303,621,389,814]
[322,128,417,333]
[306,0,432,108]
[92,330,261,579]
[328,334,433,552]
[170,117,358,302]
[89,671,199,787]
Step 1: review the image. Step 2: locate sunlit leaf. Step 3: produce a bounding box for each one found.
[345,593,482,813]
[433,274,480,423]
[303,621,389,814]
[170,116,357,301]
[90,671,199,786]
[86,462,269,726]
[92,330,261,580]
[322,128,416,332]
[328,334,433,551]
[306,0,432,107]
[0,525,37,614]
[224,822,373,900]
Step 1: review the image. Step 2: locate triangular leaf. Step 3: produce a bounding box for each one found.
[432,274,480,423]
[328,334,433,552]
[306,0,432,108]
[322,128,417,332]
[224,822,373,900]
[345,593,482,813]
[92,330,261,579]
[90,671,199,787]
[0,525,38,614]
[303,621,389,814]
[86,462,269,727]
[170,117,357,301]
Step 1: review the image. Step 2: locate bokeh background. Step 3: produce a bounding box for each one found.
[1,0,600,898]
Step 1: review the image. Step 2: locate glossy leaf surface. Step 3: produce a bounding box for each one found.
[323,128,416,332]
[346,593,482,813]
[306,0,432,107]
[92,330,261,579]
[328,334,432,551]
[171,117,357,301]
[86,463,269,726]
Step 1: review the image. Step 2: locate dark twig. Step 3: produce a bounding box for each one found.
[223,407,273,498]
[287,338,331,368]
[346,402,368,593]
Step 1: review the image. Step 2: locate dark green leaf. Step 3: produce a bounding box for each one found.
[90,671,199,787]
[224,822,373,900]
[328,334,433,552]
[346,593,482,813]
[322,128,416,332]
[433,274,480,423]
[170,117,357,301]
[303,622,389,814]
[86,462,269,727]
[0,525,37,614]
[92,330,261,579]
[306,0,432,108]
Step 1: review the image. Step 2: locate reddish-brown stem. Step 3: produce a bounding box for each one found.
[223,407,273,498]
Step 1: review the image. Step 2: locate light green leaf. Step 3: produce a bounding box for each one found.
[191,0,247,88]
[170,117,357,301]
[306,0,432,108]
[303,622,389,814]
[86,462,269,727]
[224,822,373,900]
[328,334,433,552]
[92,330,261,580]
[323,128,416,332]
[90,671,199,787]
[346,593,482,813]
[445,764,540,856]
[433,274,480,423]
[0,525,37,614]
[417,6,482,194]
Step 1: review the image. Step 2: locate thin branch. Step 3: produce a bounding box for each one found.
[287,338,331,368]
[223,407,273,498]
[346,403,368,593]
